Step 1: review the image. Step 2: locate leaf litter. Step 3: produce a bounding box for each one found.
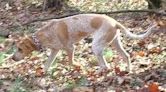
[0,1,166,92]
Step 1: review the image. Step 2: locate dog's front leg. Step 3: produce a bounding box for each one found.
[65,45,75,64]
[44,49,59,72]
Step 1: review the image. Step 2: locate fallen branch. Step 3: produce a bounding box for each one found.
[25,9,166,24]
[8,9,166,29]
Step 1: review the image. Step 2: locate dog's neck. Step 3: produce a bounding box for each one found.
[31,34,44,52]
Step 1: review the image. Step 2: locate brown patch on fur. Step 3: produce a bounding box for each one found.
[72,31,88,42]
[37,31,55,45]
[90,17,103,29]
[36,21,58,45]
[106,27,117,42]
[72,17,79,20]
[56,21,69,45]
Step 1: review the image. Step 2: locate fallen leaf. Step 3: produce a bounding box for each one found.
[137,51,146,57]
[148,82,159,92]
[115,67,121,75]
[115,67,127,76]
[148,47,161,54]
[138,40,146,47]
[35,67,44,77]
[30,57,40,61]
[73,65,81,72]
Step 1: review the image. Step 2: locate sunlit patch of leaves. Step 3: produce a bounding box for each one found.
[22,0,43,7]
[69,0,148,12]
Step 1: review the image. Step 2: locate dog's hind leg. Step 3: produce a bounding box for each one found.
[92,27,118,72]
[44,49,59,72]
[92,36,109,71]
[92,42,109,71]
[112,34,131,72]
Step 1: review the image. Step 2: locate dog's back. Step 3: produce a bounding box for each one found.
[55,14,117,42]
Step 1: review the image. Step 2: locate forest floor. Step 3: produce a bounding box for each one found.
[0,1,166,92]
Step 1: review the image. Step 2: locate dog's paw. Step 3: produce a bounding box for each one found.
[125,66,133,74]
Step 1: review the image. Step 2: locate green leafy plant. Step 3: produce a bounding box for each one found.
[104,48,113,58]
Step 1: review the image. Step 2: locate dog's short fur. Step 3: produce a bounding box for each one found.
[12,14,157,72]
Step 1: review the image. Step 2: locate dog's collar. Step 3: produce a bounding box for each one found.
[31,34,44,52]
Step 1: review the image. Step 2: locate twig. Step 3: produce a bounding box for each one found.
[8,9,166,29]
[24,9,166,24]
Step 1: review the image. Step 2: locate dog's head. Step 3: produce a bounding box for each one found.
[12,36,37,61]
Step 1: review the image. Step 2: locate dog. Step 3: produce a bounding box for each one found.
[12,14,157,73]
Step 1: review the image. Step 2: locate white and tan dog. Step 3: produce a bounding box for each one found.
[12,14,157,72]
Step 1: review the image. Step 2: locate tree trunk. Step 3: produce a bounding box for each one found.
[147,0,161,9]
[43,0,68,11]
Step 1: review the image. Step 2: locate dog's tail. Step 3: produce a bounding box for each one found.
[116,22,157,39]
